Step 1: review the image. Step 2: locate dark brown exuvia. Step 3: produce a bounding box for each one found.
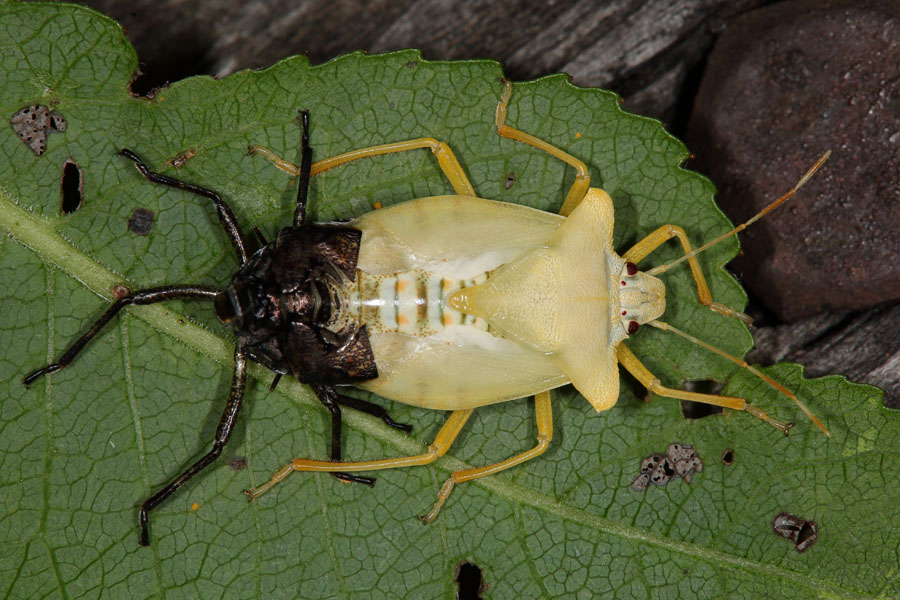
[22,112,409,546]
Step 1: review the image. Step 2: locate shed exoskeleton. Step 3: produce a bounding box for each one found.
[23,80,828,545]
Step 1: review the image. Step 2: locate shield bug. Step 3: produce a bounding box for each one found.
[24,80,829,545]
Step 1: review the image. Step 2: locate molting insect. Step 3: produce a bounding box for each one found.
[23,80,829,545]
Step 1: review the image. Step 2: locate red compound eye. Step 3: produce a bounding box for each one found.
[626,262,638,276]
[627,321,639,335]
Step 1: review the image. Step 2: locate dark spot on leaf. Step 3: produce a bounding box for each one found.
[721,448,734,465]
[405,61,418,68]
[667,443,703,483]
[128,207,155,235]
[772,513,798,539]
[633,454,668,490]
[772,512,818,552]
[10,105,67,156]
[455,561,484,600]
[61,160,83,214]
[653,456,676,483]
[229,457,247,471]
[49,111,66,132]
[504,172,516,189]
[633,443,703,490]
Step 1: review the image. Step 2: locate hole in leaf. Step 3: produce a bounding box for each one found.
[128,207,155,235]
[721,448,734,465]
[680,381,725,420]
[681,400,723,419]
[795,521,818,552]
[504,172,516,189]
[455,561,485,600]
[61,160,83,214]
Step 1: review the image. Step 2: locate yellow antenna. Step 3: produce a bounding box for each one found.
[648,150,831,277]
[643,152,833,436]
[649,320,830,436]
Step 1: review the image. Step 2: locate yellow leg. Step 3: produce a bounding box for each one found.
[494,80,590,216]
[420,391,553,523]
[622,223,752,324]
[616,343,793,434]
[249,137,476,196]
[243,409,474,501]
[649,320,829,435]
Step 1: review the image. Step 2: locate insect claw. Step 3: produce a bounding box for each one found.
[22,371,39,387]
[23,364,60,386]
[418,505,441,525]
[334,472,376,486]
[384,417,413,433]
[419,478,455,523]
[418,505,442,524]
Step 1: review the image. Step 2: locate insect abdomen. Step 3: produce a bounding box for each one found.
[351,269,488,336]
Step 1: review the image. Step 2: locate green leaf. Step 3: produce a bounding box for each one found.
[0,2,895,599]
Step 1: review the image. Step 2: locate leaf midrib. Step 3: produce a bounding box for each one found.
[0,188,871,599]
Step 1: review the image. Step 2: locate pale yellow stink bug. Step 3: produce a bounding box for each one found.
[241,80,831,522]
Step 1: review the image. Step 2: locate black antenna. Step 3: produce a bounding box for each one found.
[294,110,313,227]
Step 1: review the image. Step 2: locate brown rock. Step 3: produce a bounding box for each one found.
[686,0,900,321]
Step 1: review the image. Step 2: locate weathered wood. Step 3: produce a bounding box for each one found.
[81,0,767,125]
[748,304,900,408]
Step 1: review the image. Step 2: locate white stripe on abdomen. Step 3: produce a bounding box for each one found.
[350,269,488,336]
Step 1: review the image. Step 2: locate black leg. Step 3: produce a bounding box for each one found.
[250,226,268,255]
[293,110,313,228]
[268,373,282,392]
[23,286,218,386]
[139,346,248,546]
[333,393,413,433]
[311,384,375,486]
[119,149,250,265]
